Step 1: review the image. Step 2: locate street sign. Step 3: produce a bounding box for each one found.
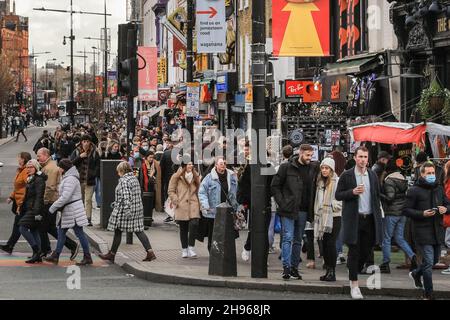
[196,0,226,53]
[186,82,200,117]
[245,83,253,113]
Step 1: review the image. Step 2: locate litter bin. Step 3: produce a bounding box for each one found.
[142,191,154,227]
[100,160,122,229]
[208,203,237,277]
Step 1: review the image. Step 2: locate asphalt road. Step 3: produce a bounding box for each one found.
[0,122,404,300]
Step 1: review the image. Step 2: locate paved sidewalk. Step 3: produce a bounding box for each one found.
[84,209,450,299]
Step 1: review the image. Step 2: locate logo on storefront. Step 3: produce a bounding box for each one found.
[331,80,340,100]
[285,80,304,97]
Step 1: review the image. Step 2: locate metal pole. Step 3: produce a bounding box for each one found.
[84,48,87,90]
[250,0,268,278]
[70,0,75,126]
[186,0,194,136]
[45,63,48,90]
[93,49,96,91]
[104,0,108,117]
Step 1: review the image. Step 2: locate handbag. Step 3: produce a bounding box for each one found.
[164,198,175,219]
[218,181,246,231]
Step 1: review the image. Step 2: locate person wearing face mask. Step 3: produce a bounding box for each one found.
[404,162,450,300]
[105,141,122,160]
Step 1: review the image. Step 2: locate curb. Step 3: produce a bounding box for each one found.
[84,230,450,299]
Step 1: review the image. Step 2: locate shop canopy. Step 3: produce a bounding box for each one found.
[349,122,427,144]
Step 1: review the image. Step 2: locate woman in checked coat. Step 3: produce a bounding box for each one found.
[99,161,156,263]
[45,159,92,266]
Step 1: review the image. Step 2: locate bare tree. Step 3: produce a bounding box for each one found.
[0,53,15,107]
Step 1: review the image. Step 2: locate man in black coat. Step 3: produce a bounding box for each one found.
[271,144,319,280]
[335,146,383,299]
[404,162,450,300]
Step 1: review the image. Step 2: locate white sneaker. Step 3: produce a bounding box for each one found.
[442,267,450,275]
[350,285,364,300]
[182,249,188,258]
[0,162,3,167]
[188,247,197,258]
[241,248,250,262]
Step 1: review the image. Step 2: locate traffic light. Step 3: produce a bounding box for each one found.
[118,23,138,97]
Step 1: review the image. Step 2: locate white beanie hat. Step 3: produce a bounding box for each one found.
[320,157,335,172]
[26,159,42,173]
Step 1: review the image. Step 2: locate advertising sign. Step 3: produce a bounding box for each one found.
[272,0,330,57]
[138,47,158,101]
[186,82,200,117]
[196,0,227,53]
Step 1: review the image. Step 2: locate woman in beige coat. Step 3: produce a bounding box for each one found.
[168,161,201,258]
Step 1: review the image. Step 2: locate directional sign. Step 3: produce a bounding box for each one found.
[196,0,226,53]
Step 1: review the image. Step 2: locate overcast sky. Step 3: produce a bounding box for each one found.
[16,0,127,73]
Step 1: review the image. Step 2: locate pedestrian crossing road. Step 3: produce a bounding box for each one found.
[0,252,109,267]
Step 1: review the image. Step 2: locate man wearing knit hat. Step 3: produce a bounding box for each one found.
[36,148,79,259]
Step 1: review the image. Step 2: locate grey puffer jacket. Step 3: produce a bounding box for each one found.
[381,172,408,216]
[49,166,88,229]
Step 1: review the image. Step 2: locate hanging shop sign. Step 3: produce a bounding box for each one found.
[284,80,322,102]
[272,0,330,57]
[157,58,167,85]
[138,47,158,102]
[173,37,187,69]
[196,0,227,53]
[436,13,450,37]
[158,88,171,103]
[322,75,350,103]
[186,82,200,117]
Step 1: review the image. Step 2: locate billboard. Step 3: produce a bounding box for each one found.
[272,0,330,57]
[107,71,117,97]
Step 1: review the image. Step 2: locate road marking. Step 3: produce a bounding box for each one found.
[0,252,109,268]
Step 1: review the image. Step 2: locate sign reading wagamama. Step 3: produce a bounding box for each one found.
[196,0,226,53]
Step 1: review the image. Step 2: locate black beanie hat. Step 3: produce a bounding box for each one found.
[58,159,73,172]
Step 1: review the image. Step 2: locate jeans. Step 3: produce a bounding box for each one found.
[95,177,102,207]
[56,226,90,255]
[281,211,307,269]
[382,215,415,263]
[445,228,450,249]
[6,212,24,248]
[268,212,276,248]
[336,224,344,255]
[40,204,78,253]
[415,245,440,295]
[19,226,41,250]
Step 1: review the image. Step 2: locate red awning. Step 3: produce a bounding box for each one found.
[350,122,426,145]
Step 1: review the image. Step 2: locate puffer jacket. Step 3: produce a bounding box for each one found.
[49,166,88,229]
[9,167,29,212]
[18,172,47,229]
[381,172,408,216]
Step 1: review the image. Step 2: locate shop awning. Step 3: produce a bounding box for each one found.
[324,54,384,76]
[349,122,426,145]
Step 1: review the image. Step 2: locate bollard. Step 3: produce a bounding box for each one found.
[142,191,154,227]
[208,203,237,277]
[100,160,122,229]
[126,232,133,244]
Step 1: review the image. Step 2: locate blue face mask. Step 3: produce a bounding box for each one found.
[134,152,140,159]
[425,175,436,184]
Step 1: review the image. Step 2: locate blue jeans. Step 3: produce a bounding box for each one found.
[281,211,307,269]
[95,177,102,207]
[336,224,344,255]
[382,215,415,263]
[415,245,440,295]
[56,225,90,255]
[19,226,41,250]
[268,212,276,248]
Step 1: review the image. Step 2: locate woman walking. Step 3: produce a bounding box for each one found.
[99,161,156,263]
[19,159,47,264]
[0,152,32,254]
[168,161,201,258]
[313,157,342,281]
[44,159,93,265]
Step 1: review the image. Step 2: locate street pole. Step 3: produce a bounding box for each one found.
[84,48,87,91]
[250,0,268,278]
[69,0,75,126]
[186,0,194,136]
[104,0,108,119]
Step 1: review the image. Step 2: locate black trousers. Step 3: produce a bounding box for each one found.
[15,129,27,142]
[39,204,78,253]
[206,218,215,252]
[111,229,152,254]
[305,230,324,260]
[179,219,199,248]
[6,212,24,248]
[347,215,375,281]
[323,217,342,269]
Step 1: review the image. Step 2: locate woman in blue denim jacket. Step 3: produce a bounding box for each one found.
[198,157,238,251]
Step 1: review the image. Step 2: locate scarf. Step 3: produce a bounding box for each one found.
[142,160,155,192]
[313,175,335,240]
[185,172,193,184]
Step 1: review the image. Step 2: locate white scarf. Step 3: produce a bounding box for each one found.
[185,172,193,184]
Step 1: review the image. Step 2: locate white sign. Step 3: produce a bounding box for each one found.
[245,103,253,113]
[312,145,319,162]
[186,82,200,117]
[196,0,226,53]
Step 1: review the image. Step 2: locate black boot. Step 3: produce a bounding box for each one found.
[26,246,42,264]
[380,262,391,274]
[43,251,60,265]
[410,255,418,271]
[320,268,331,281]
[0,244,13,255]
[76,253,93,266]
[323,268,336,281]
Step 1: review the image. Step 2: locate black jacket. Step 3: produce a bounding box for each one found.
[58,139,75,159]
[381,172,408,216]
[271,156,319,221]
[335,167,383,246]
[70,144,100,186]
[237,163,251,206]
[403,177,450,245]
[414,164,445,186]
[104,152,122,160]
[18,173,47,229]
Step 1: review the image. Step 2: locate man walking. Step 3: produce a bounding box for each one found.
[404,162,450,300]
[335,146,383,299]
[14,115,27,142]
[37,148,79,259]
[271,144,319,280]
